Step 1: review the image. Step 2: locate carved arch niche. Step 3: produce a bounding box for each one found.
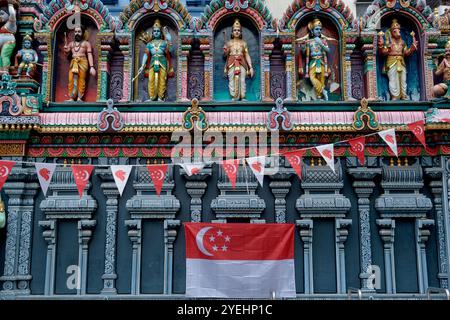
[198,0,276,102]
[280,0,358,102]
[33,0,116,103]
[362,0,436,101]
[116,0,192,102]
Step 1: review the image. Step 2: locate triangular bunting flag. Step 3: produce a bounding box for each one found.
[283,150,304,179]
[147,164,168,196]
[316,144,335,173]
[111,165,132,196]
[221,159,240,189]
[35,163,57,196]
[72,165,94,198]
[378,128,398,157]
[246,156,266,187]
[181,162,205,176]
[348,137,366,166]
[0,160,15,192]
[407,120,426,149]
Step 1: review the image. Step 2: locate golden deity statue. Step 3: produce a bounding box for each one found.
[223,19,254,101]
[378,19,418,100]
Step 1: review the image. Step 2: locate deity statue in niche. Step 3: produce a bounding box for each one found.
[378,19,418,100]
[0,1,17,74]
[15,33,38,78]
[223,18,254,101]
[138,19,174,102]
[433,38,450,98]
[296,18,338,101]
[63,24,96,101]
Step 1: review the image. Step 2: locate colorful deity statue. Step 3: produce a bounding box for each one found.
[15,33,38,77]
[0,2,17,74]
[296,18,332,100]
[138,19,174,101]
[223,18,254,101]
[378,19,418,100]
[433,38,450,98]
[63,24,96,101]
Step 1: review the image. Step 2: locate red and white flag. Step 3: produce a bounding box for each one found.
[348,136,365,166]
[147,164,168,196]
[185,222,296,298]
[407,120,426,148]
[35,163,57,196]
[111,165,132,196]
[0,160,14,192]
[221,159,240,189]
[283,150,304,179]
[378,128,398,157]
[316,144,335,173]
[72,165,94,197]
[246,156,265,187]
[181,162,205,176]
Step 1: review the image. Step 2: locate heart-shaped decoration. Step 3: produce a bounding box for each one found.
[251,162,262,173]
[115,170,126,182]
[322,149,332,160]
[385,134,394,144]
[39,168,50,181]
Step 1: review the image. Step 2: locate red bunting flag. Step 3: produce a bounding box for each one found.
[407,120,426,148]
[348,136,366,166]
[316,144,335,173]
[181,162,205,176]
[221,159,240,188]
[72,165,94,198]
[35,163,57,196]
[283,150,304,179]
[147,164,168,196]
[0,160,15,192]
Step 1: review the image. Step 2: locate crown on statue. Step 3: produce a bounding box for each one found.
[23,33,33,42]
[233,19,241,30]
[153,19,162,29]
[390,19,401,31]
[308,18,322,32]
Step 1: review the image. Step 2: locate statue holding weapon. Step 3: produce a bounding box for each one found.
[137,19,174,102]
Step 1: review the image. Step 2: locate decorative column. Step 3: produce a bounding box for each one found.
[377,218,396,294]
[425,162,449,288]
[180,39,192,101]
[0,166,39,296]
[348,164,381,291]
[282,42,295,101]
[335,218,352,294]
[344,37,356,100]
[97,33,115,101]
[424,32,439,100]
[200,35,212,101]
[98,167,120,294]
[182,166,211,222]
[297,219,313,294]
[164,219,180,295]
[77,219,96,295]
[34,33,51,101]
[262,38,274,102]
[269,170,292,223]
[116,32,132,102]
[125,219,142,295]
[39,220,56,296]
[415,218,434,293]
[360,32,377,100]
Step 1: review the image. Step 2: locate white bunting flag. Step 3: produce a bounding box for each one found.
[111,165,132,196]
[35,163,57,196]
[378,128,398,157]
[316,143,335,173]
[181,163,205,176]
[246,156,266,187]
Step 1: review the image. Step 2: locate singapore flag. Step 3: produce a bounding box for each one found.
[184,222,296,298]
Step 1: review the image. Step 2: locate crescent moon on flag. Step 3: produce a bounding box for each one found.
[0,165,10,178]
[156,169,165,180]
[354,142,364,152]
[292,155,301,165]
[196,227,213,256]
[80,170,90,182]
[225,164,237,174]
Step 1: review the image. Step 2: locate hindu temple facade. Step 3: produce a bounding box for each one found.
[0,0,450,299]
